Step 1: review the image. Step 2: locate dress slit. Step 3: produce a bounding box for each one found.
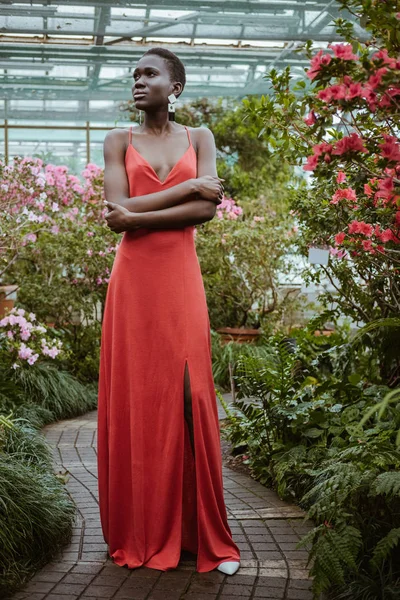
[181,358,199,556]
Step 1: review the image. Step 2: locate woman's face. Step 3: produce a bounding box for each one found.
[131,54,181,110]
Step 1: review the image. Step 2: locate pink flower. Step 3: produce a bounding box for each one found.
[317,88,333,103]
[27,353,39,365]
[371,49,397,69]
[335,232,346,245]
[51,225,60,235]
[336,171,346,184]
[329,84,347,100]
[329,43,359,61]
[332,133,368,156]
[367,67,388,90]
[347,82,363,99]
[348,220,373,236]
[375,178,394,203]
[304,111,317,125]
[362,240,373,252]
[307,50,332,80]
[364,183,374,197]
[313,142,333,156]
[20,329,31,341]
[379,136,400,162]
[303,154,319,171]
[331,187,357,204]
[380,229,394,242]
[18,343,33,360]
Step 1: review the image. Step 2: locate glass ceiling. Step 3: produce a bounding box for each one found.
[0,1,368,123]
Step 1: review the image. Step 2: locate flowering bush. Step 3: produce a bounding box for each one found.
[0,157,116,288]
[244,1,400,337]
[196,194,301,329]
[0,307,64,369]
[0,156,120,380]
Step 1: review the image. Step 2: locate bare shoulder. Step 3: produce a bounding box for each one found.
[103,127,132,151]
[187,125,215,152]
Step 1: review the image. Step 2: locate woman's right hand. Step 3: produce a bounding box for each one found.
[194,176,224,204]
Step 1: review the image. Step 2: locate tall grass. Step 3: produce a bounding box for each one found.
[0,415,75,598]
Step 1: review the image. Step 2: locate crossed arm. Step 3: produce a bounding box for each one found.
[103,127,219,230]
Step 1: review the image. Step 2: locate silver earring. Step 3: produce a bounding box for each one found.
[139,110,142,125]
[168,93,177,121]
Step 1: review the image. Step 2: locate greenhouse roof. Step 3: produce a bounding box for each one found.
[0,0,367,122]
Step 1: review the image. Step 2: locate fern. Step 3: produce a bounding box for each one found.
[370,529,400,571]
[297,523,362,596]
[371,472,400,498]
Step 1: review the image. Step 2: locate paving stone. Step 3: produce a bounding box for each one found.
[20,581,54,593]
[254,587,285,598]
[48,582,87,595]
[287,590,314,599]
[79,584,121,597]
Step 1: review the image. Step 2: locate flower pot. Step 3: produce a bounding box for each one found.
[0,285,18,318]
[216,327,261,344]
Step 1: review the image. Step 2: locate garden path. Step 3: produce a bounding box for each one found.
[12,393,314,600]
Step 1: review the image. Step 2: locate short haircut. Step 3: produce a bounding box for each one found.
[142,47,186,96]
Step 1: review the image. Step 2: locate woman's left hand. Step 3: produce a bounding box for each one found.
[104,201,134,233]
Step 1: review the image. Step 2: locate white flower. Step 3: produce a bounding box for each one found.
[51,202,59,212]
[39,192,47,200]
[28,211,39,222]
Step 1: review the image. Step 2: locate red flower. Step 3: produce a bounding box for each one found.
[364,183,373,197]
[329,84,348,100]
[362,239,373,251]
[329,43,359,61]
[336,171,346,184]
[331,187,357,204]
[317,88,333,103]
[371,49,397,69]
[335,232,346,245]
[358,222,374,237]
[332,133,368,156]
[313,142,333,156]
[367,67,388,90]
[379,137,400,163]
[347,82,363,99]
[307,50,332,80]
[375,178,394,204]
[303,154,319,171]
[304,111,317,126]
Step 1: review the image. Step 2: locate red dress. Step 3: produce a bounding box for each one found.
[97,125,240,572]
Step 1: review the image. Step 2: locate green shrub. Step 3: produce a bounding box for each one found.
[221,328,400,598]
[0,415,75,598]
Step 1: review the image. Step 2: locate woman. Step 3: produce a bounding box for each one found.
[97,47,241,576]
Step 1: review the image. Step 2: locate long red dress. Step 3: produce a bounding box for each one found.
[97,125,240,572]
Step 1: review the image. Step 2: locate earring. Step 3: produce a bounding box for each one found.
[139,110,142,125]
[168,93,177,121]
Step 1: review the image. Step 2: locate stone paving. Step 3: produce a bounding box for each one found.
[12,394,315,600]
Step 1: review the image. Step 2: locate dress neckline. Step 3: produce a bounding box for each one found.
[127,125,194,185]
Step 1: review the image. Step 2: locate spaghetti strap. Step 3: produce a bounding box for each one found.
[184,125,192,147]
[128,125,132,146]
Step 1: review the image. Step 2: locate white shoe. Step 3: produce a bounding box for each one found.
[217,561,240,575]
